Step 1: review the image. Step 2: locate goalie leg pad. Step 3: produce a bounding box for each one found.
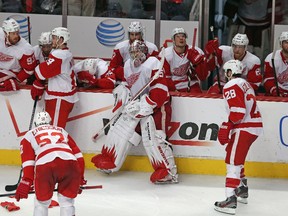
[140,116,178,183]
[92,113,140,173]
[58,193,75,216]
[34,198,51,216]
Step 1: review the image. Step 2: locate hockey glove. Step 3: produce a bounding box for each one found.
[218,121,234,145]
[204,39,219,56]
[31,79,45,100]
[0,79,19,91]
[78,178,87,194]
[0,202,20,212]
[187,48,204,66]
[77,71,97,85]
[15,178,33,201]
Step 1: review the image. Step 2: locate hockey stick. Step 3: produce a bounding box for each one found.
[210,26,222,94]
[27,16,31,44]
[92,48,166,141]
[187,28,197,92]
[0,185,103,197]
[271,38,280,96]
[5,98,38,192]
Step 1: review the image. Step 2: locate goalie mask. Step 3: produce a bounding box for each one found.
[223,60,243,80]
[129,40,148,67]
[83,59,98,76]
[34,111,51,127]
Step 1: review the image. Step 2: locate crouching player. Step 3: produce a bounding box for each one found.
[15,111,86,216]
[214,60,263,215]
[91,40,178,184]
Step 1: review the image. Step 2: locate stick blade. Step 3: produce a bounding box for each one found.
[5,184,18,192]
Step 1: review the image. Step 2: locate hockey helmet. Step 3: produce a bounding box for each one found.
[2,18,20,34]
[51,27,70,44]
[231,33,249,46]
[171,27,187,40]
[38,32,52,46]
[279,31,288,45]
[83,59,98,76]
[128,21,143,33]
[129,40,148,67]
[34,111,51,127]
[223,59,243,80]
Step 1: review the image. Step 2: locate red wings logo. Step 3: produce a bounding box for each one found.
[126,72,140,88]
[278,67,288,84]
[0,52,14,62]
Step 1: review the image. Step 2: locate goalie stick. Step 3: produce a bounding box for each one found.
[5,98,38,192]
[92,48,166,141]
[0,185,103,197]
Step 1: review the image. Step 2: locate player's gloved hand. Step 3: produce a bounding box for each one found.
[77,71,97,85]
[187,48,204,65]
[270,88,281,97]
[112,84,131,113]
[0,79,19,91]
[31,79,44,100]
[78,178,87,194]
[15,178,33,201]
[204,39,219,56]
[218,121,234,145]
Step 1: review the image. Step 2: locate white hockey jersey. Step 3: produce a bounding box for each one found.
[223,77,263,136]
[0,28,36,79]
[35,48,78,103]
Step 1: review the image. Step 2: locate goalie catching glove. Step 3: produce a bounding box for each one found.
[124,94,157,118]
[218,121,234,145]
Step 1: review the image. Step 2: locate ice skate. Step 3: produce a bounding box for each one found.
[154,173,179,185]
[214,195,237,215]
[235,179,248,204]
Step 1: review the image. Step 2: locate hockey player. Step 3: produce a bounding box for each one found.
[263,31,288,96]
[73,58,115,89]
[31,27,78,128]
[108,21,158,79]
[15,111,86,216]
[214,60,263,215]
[91,40,178,184]
[205,33,262,94]
[34,32,53,64]
[0,18,37,91]
[163,27,210,93]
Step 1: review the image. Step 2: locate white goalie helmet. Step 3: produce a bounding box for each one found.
[38,32,52,46]
[231,33,249,46]
[279,31,288,45]
[171,27,187,40]
[129,40,148,67]
[223,59,243,79]
[83,58,98,75]
[128,21,144,36]
[51,27,70,44]
[2,18,20,34]
[34,111,51,127]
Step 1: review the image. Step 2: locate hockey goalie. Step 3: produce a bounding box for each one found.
[91,40,178,184]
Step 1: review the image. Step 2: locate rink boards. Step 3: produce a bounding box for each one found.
[1,88,288,178]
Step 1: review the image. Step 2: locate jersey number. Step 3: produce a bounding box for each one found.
[224,89,236,99]
[246,94,261,118]
[35,131,65,147]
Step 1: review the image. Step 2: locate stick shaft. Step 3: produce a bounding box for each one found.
[0,185,102,197]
